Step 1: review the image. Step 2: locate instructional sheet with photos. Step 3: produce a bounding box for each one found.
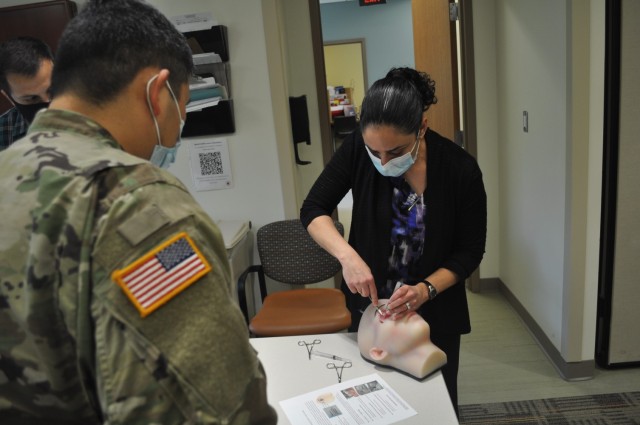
[280,373,417,425]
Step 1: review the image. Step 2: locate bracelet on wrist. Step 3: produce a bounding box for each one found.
[423,280,438,301]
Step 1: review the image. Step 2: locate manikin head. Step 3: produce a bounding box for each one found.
[357,299,447,379]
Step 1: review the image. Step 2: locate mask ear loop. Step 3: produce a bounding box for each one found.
[408,125,426,163]
[146,74,163,147]
[165,80,185,124]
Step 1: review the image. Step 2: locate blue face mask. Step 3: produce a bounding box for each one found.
[146,74,185,169]
[365,130,422,177]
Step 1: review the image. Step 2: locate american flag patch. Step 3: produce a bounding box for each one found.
[112,232,211,317]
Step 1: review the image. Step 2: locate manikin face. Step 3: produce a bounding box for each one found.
[359,299,430,358]
[357,299,447,379]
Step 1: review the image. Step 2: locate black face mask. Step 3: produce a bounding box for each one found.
[8,95,49,124]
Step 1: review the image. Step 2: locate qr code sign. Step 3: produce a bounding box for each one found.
[199,151,224,175]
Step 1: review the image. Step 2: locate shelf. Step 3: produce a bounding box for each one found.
[183,99,235,137]
[182,25,234,136]
[184,25,229,61]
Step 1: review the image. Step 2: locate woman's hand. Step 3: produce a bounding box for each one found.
[378,283,426,321]
[306,215,379,305]
[341,252,379,305]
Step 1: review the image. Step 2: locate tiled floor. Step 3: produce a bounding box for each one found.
[458,288,640,405]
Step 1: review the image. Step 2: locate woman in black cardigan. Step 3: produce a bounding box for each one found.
[300,67,486,414]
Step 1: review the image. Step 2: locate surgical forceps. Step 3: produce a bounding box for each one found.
[369,296,388,317]
[326,361,352,383]
[298,339,322,359]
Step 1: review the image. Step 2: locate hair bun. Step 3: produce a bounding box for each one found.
[385,67,437,111]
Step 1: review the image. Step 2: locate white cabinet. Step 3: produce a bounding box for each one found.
[217,220,259,318]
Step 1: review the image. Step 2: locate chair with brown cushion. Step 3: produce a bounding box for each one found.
[237,219,351,337]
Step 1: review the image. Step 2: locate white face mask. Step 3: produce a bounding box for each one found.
[146,74,185,169]
[365,130,423,177]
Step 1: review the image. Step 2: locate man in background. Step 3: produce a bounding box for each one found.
[0,36,53,150]
[0,0,277,423]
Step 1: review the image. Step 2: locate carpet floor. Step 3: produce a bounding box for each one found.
[459,391,640,424]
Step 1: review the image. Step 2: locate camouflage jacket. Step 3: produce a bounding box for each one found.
[0,110,277,425]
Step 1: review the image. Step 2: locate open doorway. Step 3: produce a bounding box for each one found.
[312,0,476,152]
[308,0,479,289]
[324,39,367,153]
[323,39,367,118]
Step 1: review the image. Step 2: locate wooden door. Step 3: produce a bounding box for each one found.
[413,0,481,291]
[412,0,459,142]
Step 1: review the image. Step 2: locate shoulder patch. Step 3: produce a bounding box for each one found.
[111,232,212,317]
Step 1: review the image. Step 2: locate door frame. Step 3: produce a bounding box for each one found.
[309,0,334,167]
[458,0,481,292]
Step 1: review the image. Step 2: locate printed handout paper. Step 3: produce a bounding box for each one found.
[280,373,417,425]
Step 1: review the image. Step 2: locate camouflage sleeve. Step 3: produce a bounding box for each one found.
[90,165,277,424]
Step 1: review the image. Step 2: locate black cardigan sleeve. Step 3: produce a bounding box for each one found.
[439,148,487,281]
[300,131,357,228]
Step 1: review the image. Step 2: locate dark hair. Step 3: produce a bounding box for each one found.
[50,0,193,105]
[0,36,53,94]
[359,67,437,135]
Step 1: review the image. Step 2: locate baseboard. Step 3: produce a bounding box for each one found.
[478,278,595,381]
[475,277,500,290]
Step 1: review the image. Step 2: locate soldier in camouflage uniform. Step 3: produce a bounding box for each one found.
[0,0,277,424]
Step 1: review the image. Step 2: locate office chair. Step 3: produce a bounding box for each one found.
[237,219,351,337]
[332,115,358,152]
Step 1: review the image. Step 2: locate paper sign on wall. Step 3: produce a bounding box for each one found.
[171,12,218,33]
[188,138,233,191]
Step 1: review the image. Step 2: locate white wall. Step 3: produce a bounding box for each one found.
[474,0,603,363]
[146,0,298,233]
[279,0,328,209]
[496,0,568,349]
[472,1,500,280]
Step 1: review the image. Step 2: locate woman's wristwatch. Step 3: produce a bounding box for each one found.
[423,280,438,301]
